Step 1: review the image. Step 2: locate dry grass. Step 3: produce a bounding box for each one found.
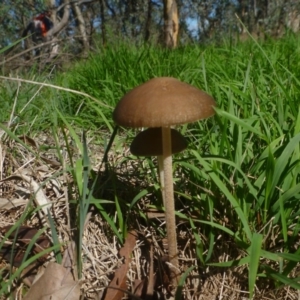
[0,129,300,300]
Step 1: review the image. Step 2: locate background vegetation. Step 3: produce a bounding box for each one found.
[1,0,300,68]
[1,0,300,299]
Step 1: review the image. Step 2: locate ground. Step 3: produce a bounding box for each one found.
[0,129,299,299]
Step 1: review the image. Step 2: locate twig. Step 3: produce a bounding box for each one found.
[1,37,66,66]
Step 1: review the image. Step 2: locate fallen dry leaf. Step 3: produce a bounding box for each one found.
[104,230,137,300]
[0,197,27,210]
[146,240,155,298]
[40,155,61,168]
[62,241,77,281]
[0,225,52,267]
[132,279,146,298]
[1,171,52,215]
[23,262,80,300]
[18,135,38,149]
[119,230,136,259]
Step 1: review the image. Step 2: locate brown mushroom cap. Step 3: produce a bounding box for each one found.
[130,128,187,156]
[113,77,216,128]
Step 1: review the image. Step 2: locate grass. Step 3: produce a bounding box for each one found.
[1,33,300,298]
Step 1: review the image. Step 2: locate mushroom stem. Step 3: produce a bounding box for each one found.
[157,155,165,205]
[162,126,180,285]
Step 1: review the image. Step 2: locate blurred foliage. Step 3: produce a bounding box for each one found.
[1,0,300,62]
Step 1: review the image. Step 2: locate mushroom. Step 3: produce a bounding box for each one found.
[130,127,187,156]
[130,127,187,204]
[113,77,216,285]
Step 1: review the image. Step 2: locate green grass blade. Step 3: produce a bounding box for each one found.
[175,266,195,300]
[0,244,61,294]
[55,108,83,154]
[190,218,204,265]
[270,133,300,198]
[248,233,263,299]
[216,108,265,139]
[47,211,62,264]
[191,150,252,240]
[129,189,148,210]
[94,202,123,243]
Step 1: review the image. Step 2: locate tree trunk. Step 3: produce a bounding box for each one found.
[43,0,71,61]
[72,2,89,56]
[144,0,153,42]
[163,0,179,48]
[45,0,57,23]
[100,0,107,46]
[46,0,71,37]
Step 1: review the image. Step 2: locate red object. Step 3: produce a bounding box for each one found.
[33,12,53,37]
[34,11,51,21]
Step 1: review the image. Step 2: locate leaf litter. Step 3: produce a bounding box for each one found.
[104,230,136,300]
[23,262,81,300]
[0,128,300,300]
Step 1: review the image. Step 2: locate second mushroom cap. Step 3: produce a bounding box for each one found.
[130,128,187,156]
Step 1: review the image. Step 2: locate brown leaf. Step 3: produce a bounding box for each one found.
[132,279,146,298]
[104,231,137,300]
[18,135,38,148]
[119,230,136,261]
[104,263,128,300]
[0,197,27,210]
[0,225,52,267]
[23,262,80,300]
[40,155,61,168]
[146,241,155,298]
[62,241,77,281]
[1,171,52,214]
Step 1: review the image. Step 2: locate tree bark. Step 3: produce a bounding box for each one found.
[45,0,57,23]
[43,0,71,60]
[100,0,107,46]
[163,0,179,48]
[72,2,90,56]
[46,0,71,38]
[144,0,153,42]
